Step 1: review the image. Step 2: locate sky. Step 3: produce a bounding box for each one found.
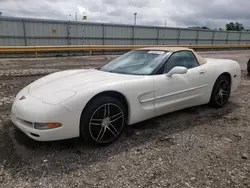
[0,0,249,29]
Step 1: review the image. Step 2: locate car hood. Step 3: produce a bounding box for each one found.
[28,69,138,100]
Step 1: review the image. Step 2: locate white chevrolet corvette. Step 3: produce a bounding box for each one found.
[11,47,241,145]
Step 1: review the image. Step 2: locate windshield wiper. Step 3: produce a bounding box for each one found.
[108,70,123,73]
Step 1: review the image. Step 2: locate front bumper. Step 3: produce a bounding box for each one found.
[11,94,81,141]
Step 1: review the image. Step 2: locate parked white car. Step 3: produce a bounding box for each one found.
[11,47,241,145]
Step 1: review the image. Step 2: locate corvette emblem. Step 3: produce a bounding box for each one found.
[19,96,26,100]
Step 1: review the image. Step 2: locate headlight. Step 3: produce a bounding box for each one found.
[42,90,76,104]
[34,122,62,130]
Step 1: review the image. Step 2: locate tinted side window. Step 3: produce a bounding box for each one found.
[164,51,199,73]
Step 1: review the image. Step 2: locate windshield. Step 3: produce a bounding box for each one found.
[100,50,170,75]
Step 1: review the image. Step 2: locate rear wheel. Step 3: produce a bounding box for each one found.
[209,75,231,108]
[80,96,126,145]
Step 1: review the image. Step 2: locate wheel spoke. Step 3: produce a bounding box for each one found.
[110,112,123,122]
[96,127,106,142]
[106,126,117,137]
[90,122,102,126]
[219,84,223,90]
[109,123,119,135]
[222,90,229,96]
[219,95,224,104]
[92,118,102,121]
[90,119,102,126]
[215,93,220,100]
[103,104,110,117]
[221,82,228,90]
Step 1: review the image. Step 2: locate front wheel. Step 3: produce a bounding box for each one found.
[80,96,126,145]
[209,75,231,108]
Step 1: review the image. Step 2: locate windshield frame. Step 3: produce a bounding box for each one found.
[99,50,172,76]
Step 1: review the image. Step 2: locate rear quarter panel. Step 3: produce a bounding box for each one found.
[204,58,241,93]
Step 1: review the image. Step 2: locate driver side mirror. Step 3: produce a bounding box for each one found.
[166,66,187,77]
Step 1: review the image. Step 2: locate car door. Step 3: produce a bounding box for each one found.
[153,50,209,116]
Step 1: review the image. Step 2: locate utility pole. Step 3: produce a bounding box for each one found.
[134,13,137,25]
[75,0,78,21]
[75,12,77,21]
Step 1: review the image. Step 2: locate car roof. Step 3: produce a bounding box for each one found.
[135,47,207,65]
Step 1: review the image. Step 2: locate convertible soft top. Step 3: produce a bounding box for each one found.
[136,47,207,65]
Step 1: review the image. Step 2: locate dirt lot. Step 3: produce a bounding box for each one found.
[0,50,250,188]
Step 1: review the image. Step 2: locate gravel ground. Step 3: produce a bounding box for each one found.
[0,51,250,188]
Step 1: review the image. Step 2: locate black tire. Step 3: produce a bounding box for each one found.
[209,75,231,108]
[247,59,250,75]
[80,96,126,145]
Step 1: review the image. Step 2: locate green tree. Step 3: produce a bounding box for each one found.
[226,22,244,31]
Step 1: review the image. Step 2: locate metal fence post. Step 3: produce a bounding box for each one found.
[22,19,27,46]
[102,24,105,45]
[132,26,135,45]
[212,30,215,45]
[239,32,242,44]
[81,24,84,45]
[157,28,160,45]
[177,28,181,45]
[66,21,71,56]
[34,45,38,58]
[226,31,229,44]
[66,21,71,45]
[196,30,199,45]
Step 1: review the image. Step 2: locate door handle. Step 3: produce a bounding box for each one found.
[199,71,206,74]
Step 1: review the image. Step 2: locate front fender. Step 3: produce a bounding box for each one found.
[60,77,155,125]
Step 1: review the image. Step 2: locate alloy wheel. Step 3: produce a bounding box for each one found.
[215,80,230,106]
[89,103,124,144]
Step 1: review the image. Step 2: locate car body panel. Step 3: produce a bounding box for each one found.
[153,65,210,116]
[11,94,81,141]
